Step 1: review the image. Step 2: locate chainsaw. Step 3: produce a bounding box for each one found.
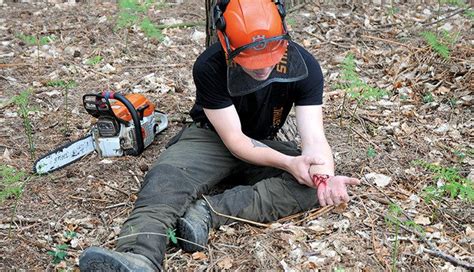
[34,91,168,174]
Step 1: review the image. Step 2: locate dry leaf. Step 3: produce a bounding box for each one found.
[364,173,391,187]
[466,225,474,239]
[2,148,11,161]
[191,251,207,261]
[414,215,431,226]
[217,256,233,269]
[333,202,348,214]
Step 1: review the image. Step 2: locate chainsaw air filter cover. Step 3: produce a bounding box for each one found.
[97,116,119,137]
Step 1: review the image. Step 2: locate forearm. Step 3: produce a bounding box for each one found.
[225,134,292,171]
[302,140,335,176]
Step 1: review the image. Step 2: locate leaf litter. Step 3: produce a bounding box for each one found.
[0,0,473,270]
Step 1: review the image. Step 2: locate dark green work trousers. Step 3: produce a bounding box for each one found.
[116,124,319,268]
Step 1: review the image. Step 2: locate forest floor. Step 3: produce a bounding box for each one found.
[0,0,473,271]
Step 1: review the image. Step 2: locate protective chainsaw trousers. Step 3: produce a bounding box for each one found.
[116,124,319,268]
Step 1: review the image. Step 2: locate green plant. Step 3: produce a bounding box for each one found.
[0,165,30,237]
[385,203,402,271]
[14,89,36,158]
[166,228,178,244]
[465,9,474,20]
[422,92,434,103]
[439,0,468,7]
[413,160,474,202]
[116,0,164,42]
[47,80,77,135]
[421,30,459,59]
[367,147,377,158]
[286,17,296,27]
[140,18,164,42]
[0,165,26,203]
[16,33,56,71]
[337,53,386,103]
[47,244,69,264]
[387,6,400,16]
[85,56,103,66]
[336,53,387,128]
[384,204,425,271]
[64,230,77,240]
[16,33,56,46]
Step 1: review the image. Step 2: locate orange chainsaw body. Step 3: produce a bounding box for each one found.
[110,94,155,122]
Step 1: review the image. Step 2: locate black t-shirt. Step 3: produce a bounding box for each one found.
[189,42,324,140]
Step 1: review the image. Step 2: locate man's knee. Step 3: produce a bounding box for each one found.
[135,164,197,209]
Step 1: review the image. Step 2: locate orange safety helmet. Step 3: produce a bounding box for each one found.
[215,0,289,70]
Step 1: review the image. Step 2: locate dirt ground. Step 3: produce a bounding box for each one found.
[0,0,473,271]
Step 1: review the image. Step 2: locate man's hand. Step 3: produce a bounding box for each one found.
[287,156,325,187]
[316,175,360,206]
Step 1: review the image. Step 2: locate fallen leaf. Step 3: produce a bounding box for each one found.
[466,226,474,239]
[217,256,233,269]
[414,215,431,226]
[333,202,347,214]
[2,148,11,161]
[192,251,207,261]
[364,173,391,187]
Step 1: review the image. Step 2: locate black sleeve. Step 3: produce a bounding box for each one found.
[193,59,233,109]
[294,51,324,106]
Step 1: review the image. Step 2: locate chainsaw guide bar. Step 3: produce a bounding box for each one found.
[34,92,168,175]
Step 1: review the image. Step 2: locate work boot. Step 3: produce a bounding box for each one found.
[79,246,159,272]
[177,199,212,252]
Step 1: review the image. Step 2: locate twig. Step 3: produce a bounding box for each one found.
[100,231,207,251]
[361,34,411,48]
[46,192,61,206]
[128,170,142,189]
[330,41,352,49]
[122,63,187,69]
[423,8,467,27]
[370,209,474,270]
[202,196,270,228]
[155,21,205,29]
[69,195,111,203]
[422,248,473,269]
[104,202,128,209]
[294,205,334,225]
[0,63,29,68]
[288,3,306,13]
[104,183,130,196]
[356,195,389,270]
[350,127,379,149]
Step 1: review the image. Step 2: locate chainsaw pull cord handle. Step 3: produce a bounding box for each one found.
[103,91,145,156]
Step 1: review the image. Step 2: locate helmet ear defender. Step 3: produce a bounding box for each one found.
[213,0,287,33]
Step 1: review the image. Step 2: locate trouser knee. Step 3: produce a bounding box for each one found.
[134,163,197,210]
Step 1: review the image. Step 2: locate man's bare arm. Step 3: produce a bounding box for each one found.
[204,105,323,185]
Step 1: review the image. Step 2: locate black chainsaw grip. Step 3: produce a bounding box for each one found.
[113,93,144,156]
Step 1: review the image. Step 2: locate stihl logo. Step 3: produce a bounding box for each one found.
[276,48,288,74]
[252,35,267,51]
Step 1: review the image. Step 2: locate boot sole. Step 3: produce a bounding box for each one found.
[79,247,139,272]
[177,217,206,253]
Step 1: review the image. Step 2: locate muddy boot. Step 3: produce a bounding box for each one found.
[79,246,159,272]
[177,199,212,252]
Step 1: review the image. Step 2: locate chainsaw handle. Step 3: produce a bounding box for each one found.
[155,111,168,134]
[105,92,145,156]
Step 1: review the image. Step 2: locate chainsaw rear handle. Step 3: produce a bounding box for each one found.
[102,91,145,156]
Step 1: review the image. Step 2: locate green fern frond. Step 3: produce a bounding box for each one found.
[140,18,164,41]
[337,53,387,102]
[413,160,473,202]
[421,31,450,59]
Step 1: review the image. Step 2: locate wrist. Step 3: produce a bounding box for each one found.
[312,174,332,188]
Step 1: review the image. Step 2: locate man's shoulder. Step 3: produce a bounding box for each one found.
[292,41,319,64]
[194,43,226,71]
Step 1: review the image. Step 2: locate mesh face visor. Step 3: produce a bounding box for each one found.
[227,40,308,97]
